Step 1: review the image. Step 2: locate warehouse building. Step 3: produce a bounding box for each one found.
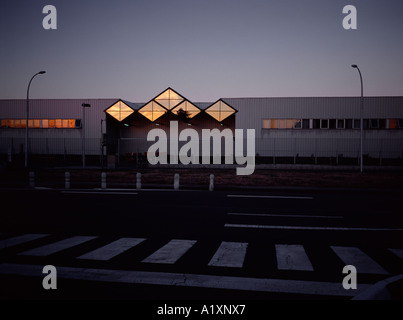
[1,87,403,167]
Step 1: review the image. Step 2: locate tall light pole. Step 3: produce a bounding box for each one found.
[81,103,91,168]
[25,71,46,168]
[351,65,364,173]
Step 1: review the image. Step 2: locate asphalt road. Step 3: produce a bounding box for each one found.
[1,187,403,304]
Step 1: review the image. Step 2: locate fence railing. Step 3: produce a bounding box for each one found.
[1,136,402,167]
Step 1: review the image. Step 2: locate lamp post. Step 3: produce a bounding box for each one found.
[351,65,364,173]
[25,71,46,169]
[81,103,91,168]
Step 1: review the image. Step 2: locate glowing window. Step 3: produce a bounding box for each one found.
[262,119,271,129]
[389,119,398,129]
[21,120,26,128]
[155,88,184,110]
[34,119,40,128]
[69,119,76,128]
[49,119,55,128]
[278,120,286,129]
[105,100,135,122]
[1,120,6,128]
[28,120,33,128]
[55,119,62,128]
[172,101,201,119]
[42,119,49,128]
[8,120,14,128]
[205,100,236,122]
[14,120,21,128]
[138,101,167,122]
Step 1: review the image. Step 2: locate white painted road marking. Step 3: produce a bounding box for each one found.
[331,246,389,275]
[388,248,403,260]
[142,240,197,264]
[224,224,403,232]
[0,234,49,249]
[275,244,314,271]
[208,242,248,268]
[19,236,97,256]
[227,195,313,200]
[77,238,146,261]
[227,213,343,219]
[0,263,371,297]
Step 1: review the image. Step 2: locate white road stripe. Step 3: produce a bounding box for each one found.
[275,244,314,271]
[142,240,197,264]
[224,224,403,232]
[208,242,248,268]
[19,236,97,256]
[0,234,49,249]
[331,246,389,275]
[227,195,313,200]
[0,263,372,297]
[77,238,146,261]
[388,248,403,260]
[227,213,343,219]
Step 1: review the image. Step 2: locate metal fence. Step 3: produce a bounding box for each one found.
[1,136,402,167]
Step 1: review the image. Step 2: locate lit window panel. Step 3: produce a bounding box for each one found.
[105,100,135,122]
[138,101,167,122]
[155,88,184,110]
[389,119,398,129]
[61,119,68,128]
[34,119,40,128]
[21,120,26,128]
[55,119,62,128]
[271,120,279,129]
[205,100,236,122]
[69,119,75,128]
[8,120,14,128]
[262,119,270,129]
[278,120,286,129]
[172,101,201,119]
[28,120,33,128]
[1,120,7,128]
[49,119,55,128]
[14,120,21,128]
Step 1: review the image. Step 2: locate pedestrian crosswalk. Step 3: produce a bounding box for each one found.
[208,242,248,268]
[1,232,402,276]
[275,244,314,271]
[78,238,146,261]
[142,240,197,264]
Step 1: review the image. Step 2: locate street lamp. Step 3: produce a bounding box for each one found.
[25,71,46,168]
[81,103,91,168]
[351,65,364,173]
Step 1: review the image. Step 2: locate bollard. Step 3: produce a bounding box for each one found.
[65,172,70,189]
[174,173,180,190]
[101,172,107,189]
[29,172,35,188]
[7,147,12,163]
[136,172,141,190]
[209,174,214,191]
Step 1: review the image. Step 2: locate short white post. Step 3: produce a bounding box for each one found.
[136,172,141,190]
[29,171,35,188]
[101,172,107,189]
[65,172,70,189]
[174,173,180,190]
[7,147,12,163]
[209,174,214,191]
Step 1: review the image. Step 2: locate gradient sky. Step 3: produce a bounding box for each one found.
[1,0,402,102]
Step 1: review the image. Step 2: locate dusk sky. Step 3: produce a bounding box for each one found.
[1,0,402,102]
